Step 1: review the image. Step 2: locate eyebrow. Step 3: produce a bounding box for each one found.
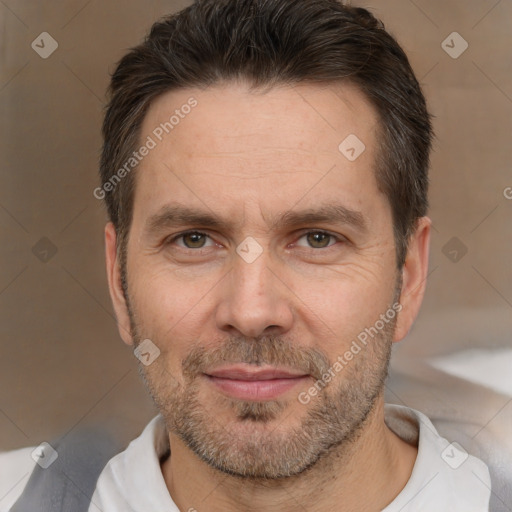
[143,203,368,237]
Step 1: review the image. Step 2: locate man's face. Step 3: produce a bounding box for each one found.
[116,82,403,478]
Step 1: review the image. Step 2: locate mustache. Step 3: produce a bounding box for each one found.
[181,335,331,382]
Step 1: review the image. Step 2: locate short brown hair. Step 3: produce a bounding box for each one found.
[100,0,433,270]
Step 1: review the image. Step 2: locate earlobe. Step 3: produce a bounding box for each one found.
[104,222,134,346]
[393,217,431,343]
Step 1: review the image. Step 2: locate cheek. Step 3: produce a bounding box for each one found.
[292,270,395,354]
[128,264,219,344]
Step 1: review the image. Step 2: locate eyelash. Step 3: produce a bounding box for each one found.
[165,230,345,251]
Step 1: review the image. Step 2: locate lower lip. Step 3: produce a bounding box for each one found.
[204,375,310,400]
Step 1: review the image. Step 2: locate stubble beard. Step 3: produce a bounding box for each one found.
[121,254,399,480]
[132,322,395,480]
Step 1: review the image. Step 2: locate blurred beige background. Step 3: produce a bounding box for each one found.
[0,0,510,472]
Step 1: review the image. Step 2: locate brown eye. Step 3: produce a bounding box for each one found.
[305,232,334,248]
[181,232,208,248]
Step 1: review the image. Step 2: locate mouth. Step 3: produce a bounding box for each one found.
[203,364,311,401]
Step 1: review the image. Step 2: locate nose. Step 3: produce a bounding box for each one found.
[214,248,294,338]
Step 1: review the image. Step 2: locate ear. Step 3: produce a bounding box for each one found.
[105,222,134,346]
[393,216,431,343]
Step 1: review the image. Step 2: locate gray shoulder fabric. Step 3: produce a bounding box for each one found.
[11,426,123,512]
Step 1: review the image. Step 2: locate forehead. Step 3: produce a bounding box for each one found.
[131,81,387,232]
[142,80,378,158]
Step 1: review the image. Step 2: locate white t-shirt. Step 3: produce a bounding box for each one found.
[0,404,491,511]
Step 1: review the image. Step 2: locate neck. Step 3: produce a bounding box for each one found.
[161,399,417,512]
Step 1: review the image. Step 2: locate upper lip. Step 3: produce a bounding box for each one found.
[204,365,309,381]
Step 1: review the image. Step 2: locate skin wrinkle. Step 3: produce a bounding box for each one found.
[105,81,429,511]
[176,169,322,181]
[170,160,337,181]
[140,203,371,247]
